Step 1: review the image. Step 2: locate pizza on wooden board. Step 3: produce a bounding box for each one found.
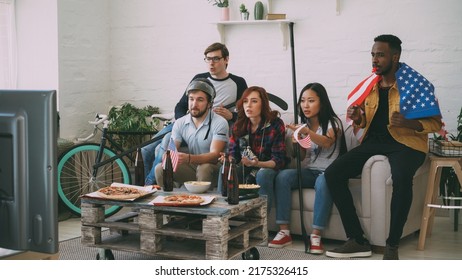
[97,186,147,200]
[163,194,205,205]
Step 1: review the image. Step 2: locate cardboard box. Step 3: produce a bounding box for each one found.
[266,13,286,20]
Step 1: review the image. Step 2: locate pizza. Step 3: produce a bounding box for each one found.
[97,186,146,200]
[163,194,205,205]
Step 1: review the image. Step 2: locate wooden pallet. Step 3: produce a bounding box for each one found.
[80,192,267,260]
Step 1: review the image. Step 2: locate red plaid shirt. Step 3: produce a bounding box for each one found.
[229,117,287,170]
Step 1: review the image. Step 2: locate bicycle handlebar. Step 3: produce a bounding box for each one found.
[76,113,110,142]
[151,112,174,122]
[89,114,109,125]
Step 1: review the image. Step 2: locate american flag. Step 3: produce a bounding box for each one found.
[294,124,312,149]
[346,63,441,120]
[347,69,380,109]
[396,63,441,119]
[163,137,179,172]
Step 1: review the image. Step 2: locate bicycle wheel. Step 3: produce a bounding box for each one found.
[57,143,131,217]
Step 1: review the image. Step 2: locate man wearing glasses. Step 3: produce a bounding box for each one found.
[143,42,248,185]
[174,42,248,122]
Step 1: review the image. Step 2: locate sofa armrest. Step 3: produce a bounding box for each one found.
[360,155,392,218]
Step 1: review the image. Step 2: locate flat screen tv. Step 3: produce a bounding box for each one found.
[0,90,58,254]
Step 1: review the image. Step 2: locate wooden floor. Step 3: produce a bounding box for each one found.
[58,208,462,260]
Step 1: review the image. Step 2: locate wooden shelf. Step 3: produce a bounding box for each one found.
[214,19,293,50]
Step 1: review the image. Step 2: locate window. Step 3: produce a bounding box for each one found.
[0,0,16,89]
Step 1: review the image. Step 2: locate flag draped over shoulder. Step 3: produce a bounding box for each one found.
[162,137,179,172]
[396,62,441,119]
[347,70,380,108]
[346,62,441,120]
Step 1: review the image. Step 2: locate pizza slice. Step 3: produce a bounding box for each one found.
[97,186,147,200]
[163,194,205,205]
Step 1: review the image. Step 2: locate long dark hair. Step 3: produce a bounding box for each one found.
[233,86,280,138]
[297,82,347,158]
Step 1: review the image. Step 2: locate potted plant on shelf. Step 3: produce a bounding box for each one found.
[208,0,230,21]
[240,4,249,20]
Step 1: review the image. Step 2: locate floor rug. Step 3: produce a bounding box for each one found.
[58,235,349,260]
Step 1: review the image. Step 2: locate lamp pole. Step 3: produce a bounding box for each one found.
[288,22,309,253]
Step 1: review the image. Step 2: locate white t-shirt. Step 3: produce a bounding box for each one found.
[301,119,342,171]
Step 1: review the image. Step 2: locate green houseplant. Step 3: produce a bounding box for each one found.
[240,3,249,20]
[208,0,230,20]
[208,0,229,7]
[107,103,160,150]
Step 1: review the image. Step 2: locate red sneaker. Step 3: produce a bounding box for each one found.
[268,231,292,248]
[308,234,324,254]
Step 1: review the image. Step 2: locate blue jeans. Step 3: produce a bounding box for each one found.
[142,124,173,185]
[274,169,333,230]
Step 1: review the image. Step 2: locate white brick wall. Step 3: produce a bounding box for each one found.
[51,0,462,139]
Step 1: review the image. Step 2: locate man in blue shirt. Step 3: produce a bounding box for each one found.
[155,78,229,189]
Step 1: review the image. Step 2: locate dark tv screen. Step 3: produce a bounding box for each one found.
[0,89,58,254]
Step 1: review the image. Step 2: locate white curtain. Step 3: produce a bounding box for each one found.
[0,0,17,89]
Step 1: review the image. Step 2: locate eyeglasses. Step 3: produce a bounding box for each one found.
[204,56,223,63]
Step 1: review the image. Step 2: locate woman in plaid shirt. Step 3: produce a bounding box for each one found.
[218,86,287,205]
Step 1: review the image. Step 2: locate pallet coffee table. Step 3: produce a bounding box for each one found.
[80,191,267,260]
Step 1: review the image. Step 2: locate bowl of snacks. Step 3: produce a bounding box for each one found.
[184,181,211,194]
[239,184,260,195]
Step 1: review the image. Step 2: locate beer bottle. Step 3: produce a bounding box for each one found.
[221,154,229,197]
[227,158,239,204]
[134,148,145,186]
[163,150,174,192]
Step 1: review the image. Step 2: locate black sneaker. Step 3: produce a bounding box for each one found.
[383,244,399,260]
[326,239,372,258]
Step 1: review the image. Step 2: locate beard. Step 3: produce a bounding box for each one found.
[374,61,393,76]
[190,106,209,118]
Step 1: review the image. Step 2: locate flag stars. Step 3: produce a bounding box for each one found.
[396,63,440,118]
